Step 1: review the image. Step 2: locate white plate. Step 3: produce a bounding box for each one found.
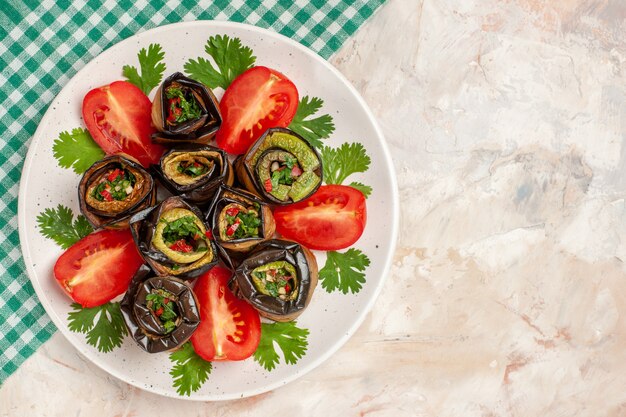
[18,21,398,401]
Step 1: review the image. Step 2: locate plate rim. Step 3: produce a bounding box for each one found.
[17,20,399,401]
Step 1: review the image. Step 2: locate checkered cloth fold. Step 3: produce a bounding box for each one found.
[0,0,384,383]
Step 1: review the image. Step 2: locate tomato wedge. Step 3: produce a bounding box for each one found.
[191,266,261,361]
[215,66,299,155]
[82,81,165,167]
[54,229,144,308]
[273,185,367,251]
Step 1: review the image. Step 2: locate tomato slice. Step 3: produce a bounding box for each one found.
[215,66,299,155]
[53,229,144,308]
[273,185,367,251]
[191,266,261,361]
[82,81,165,167]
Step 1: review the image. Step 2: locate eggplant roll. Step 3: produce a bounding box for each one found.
[151,145,234,206]
[151,72,221,144]
[206,185,276,253]
[233,239,318,322]
[78,155,156,229]
[121,265,200,353]
[129,196,218,279]
[235,128,323,205]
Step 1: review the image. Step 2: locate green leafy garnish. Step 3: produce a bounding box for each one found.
[122,43,166,95]
[162,216,202,244]
[165,86,202,123]
[169,342,212,396]
[37,205,93,249]
[253,321,309,371]
[349,181,372,198]
[52,128,105,174]
[177,161,208,177]
[146,289,178,333]
[67,302,127,353]
[319,249,371,294]
[184,35,256,90]
[320,142,371,186]
[289,96,335,148]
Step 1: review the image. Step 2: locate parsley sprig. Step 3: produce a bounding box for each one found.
[169,342,212,396]
[52,128,105,174]
[37,205,93,249]
[123,43,167,95]
[184,35,256,90]
[289,96,335,148]
[319,249,371,294]
[320,142,372,198]
[67,302,127,353]
[253,321,309,371]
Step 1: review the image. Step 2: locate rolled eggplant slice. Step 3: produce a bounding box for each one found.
[151,145,234,206]
[233,239,318,322]
[121,265,200,353]
[206,185,276,253]
[151,72,221,145]
[129,196,218,279]
[235,128,323,205]
[78,155,156,229]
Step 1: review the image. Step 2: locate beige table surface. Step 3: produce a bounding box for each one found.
[3,0,626,415]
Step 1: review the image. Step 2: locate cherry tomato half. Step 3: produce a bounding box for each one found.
[215,66,299,155]
[53,229,144,308]
[191,266,261,361]
[273,185,367,251]
[82,81,165,167]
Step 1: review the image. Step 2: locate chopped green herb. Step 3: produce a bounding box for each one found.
[67,302,127,353]
[169,342,212,396]
[37,205,93,249]
[349,181,372,198]
[184,35,256,90]
[145,289,178,333]
[52,128,105,174]
[92,168,136,202]
[253,321,309,371]
[122,43,166,95]
[319,249,370,294]
[320,142,371,185]
[162,216,202,245]
[165,85,202,124]
[288,96,335,148]
[177,162,208,177]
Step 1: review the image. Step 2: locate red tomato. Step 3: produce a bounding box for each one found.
[191,266,261,361]
[82,81,165,167]
[273,185,367,251]
[54,229,144,308]
[215,66,299,155]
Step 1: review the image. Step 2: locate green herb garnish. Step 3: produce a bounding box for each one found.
[146,289,178,333]
[52,128,105,174]
[320,142,371,185]
[288,96,335,148]
[169,342,212,396]
[122,43,167,95]
[319,249,370,294]
[165,86,202,124]
[67,302,127,353]
[37,205,93,249]
[184,35,256,90]
[91,168,136,202]
[162,216,202,245]
[177,161,208,177]
[348,181,372,198]
[253,321,309,371]
[270,155,298,189]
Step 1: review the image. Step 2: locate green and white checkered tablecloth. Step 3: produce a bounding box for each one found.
[0,0,384,383]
